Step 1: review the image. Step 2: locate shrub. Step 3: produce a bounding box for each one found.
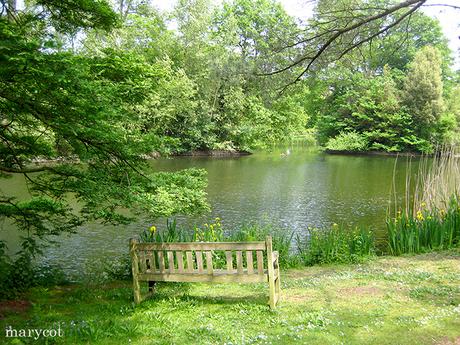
[0,241,67,300]
[138,219,297,268]
[325,131,369,151]
[139,218,224,243]
[137,219,376,268]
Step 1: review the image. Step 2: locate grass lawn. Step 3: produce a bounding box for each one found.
[1,250,460,345]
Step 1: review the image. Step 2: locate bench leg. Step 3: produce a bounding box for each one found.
[268,278,276,309]
[133,275,141,304]
[275,268,281,299]
[266,236,278,309]
[269,272,281,309]
[275,268,281,292]
[130,238,141,304]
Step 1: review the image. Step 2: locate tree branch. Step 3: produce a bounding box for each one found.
[422,4,460,10]
[0,165,52,173]
[266,0,426,78]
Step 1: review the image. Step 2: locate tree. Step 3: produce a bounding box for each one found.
[0,1,209,262]
[402,46,444,139]
[323,11,452,77]
[214,0,301,93]
[317,67,420,152]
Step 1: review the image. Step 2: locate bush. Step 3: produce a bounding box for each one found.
[0,242,67,300]
[325,131,368,151]
[139,218,224,243]
[388,146,460,254]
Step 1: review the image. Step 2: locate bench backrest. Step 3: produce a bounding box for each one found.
[130,237,273,281]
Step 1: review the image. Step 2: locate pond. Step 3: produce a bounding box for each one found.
[0,146,420,277]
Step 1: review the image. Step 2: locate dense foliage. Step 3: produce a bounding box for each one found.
[78,0,459,154]
[387,198,460,255]
[317,47,456,153]
[0,0,209,274]
[85,0,309,152]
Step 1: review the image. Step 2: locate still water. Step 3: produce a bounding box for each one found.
[0,147,419,276]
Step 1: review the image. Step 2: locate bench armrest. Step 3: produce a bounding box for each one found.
[272,251,279,264]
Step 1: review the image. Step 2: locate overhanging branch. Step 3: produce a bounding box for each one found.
[265,0,427,78]
[0,165,52,173]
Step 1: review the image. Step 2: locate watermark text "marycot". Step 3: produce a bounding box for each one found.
[5,324,63,340]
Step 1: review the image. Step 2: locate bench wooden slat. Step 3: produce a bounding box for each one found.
[139,250,147,272]
[158,251,165,273]
[147,251,156,272]
[177,251,184,273]
[136,242,266,251]
[138,272,267,283]
[256,250,264,275]
[236,251,243,274]
[206,251,213,274]
[225,251,233,272]
[186,251,194,273]
[246,251,254,274]
[167,251,175,273]
[196,251,204,273]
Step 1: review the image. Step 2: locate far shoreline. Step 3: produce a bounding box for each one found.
[324,149,425,157]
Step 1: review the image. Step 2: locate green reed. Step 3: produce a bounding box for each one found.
[387,146,460,255]
[296,224,375,265]
[387,197,460,255]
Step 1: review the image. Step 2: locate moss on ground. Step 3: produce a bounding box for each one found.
[1,250,459,345]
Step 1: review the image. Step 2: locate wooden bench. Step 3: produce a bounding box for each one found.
[129,236,281,308]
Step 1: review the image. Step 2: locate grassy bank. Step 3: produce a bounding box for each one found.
[1,250,459,345]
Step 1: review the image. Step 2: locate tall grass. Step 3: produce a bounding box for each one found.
[387,197,460,255]
[140,220,297,267]
[139,218,224,243]
[387,146,460,255]
[227,223,295,267]
[296,224,375,265]
[413,146,460,213]
[139,219,375,268]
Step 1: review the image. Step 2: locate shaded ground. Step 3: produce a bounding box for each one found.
[1,250,459,344]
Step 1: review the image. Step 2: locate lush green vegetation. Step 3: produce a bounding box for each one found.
[0,244,67,300]
[137,219,375,268]
[81,0,460,154]
[1,250,459,344]
[296,225,375,265]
